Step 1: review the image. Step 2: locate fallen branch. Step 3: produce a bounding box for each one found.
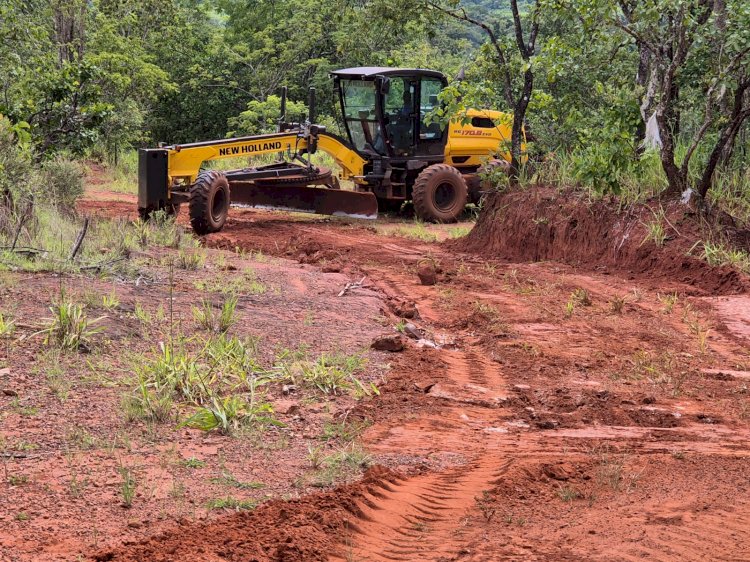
[9,201,33,252]
[69,217,89,260]
[338,276,367,297]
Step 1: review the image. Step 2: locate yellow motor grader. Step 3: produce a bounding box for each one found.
[138,67,518,234]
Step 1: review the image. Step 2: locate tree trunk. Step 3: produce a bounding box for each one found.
[634,43,651,148]
[510,69,533,178]
[53,0,86,66]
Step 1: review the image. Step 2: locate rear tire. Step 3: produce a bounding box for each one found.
[412,164,468,223]
[189,171,230,235]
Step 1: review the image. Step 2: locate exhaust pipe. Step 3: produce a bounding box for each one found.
[278,86,288,132]
[308,87,316,124]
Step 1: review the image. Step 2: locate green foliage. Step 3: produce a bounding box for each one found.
[124,333,284,433]
[206,496,257,511]
[192,295,238,333]
[282,352,369,395]
[41,156,86,208]
[41,292,103,352]
[0,312,15,338]
[308,444,372,487]
[698,241,750,273]
[228,95,307,135]
[1,0,750,210]
[118,465,137,507]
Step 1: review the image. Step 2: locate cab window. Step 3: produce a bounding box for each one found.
[419,78,443,140]
[341,79,378,152]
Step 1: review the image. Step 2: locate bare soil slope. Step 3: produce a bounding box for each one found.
[92,194,750,562]
[458,187,750,295]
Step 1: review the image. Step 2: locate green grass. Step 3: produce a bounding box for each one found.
[210,471,265,490]
[321,419,371,442]
[98,152,138,194]
[194,268,267,295]
[280,351,371,396]
[192,295,238,333]
[40,291,103,352]
[448,225,472,238]
[206,496,258,510]
[385,220,439,242]
[308,445,371,487]
[177,248,206,270]
[698,241,750,273]
[181,457,206,469]
[118,466,137,507]
[641,208,668,247]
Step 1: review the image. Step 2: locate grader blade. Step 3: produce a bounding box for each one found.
[228,181,378,219]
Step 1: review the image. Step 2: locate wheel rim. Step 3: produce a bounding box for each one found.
[434,181,456,211]
[211,187,227,222]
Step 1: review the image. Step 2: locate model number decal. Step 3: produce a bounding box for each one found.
[453,130,493,137]
[218,141,283,156]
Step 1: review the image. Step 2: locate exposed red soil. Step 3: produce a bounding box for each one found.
[8,180,750,561]
[457,187,750,295]
[93,466,400,562]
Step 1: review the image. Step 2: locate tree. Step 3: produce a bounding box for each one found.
[426,0,541,178]
[586,0,750,199]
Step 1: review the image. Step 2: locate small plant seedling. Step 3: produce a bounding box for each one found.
[571,288,591,306]
[133,302,151,325]
[610,296,625,314]
[557,485,579,502]
[8,474,29,486]
[118,466,137,508]
[40,290,103,352]
[177,248,206,270]
[476,490,496,522]
[211,471,264,490]
[0,312,15,338]
[101,289,120,311]
[303,310,315,327]
[641,206,674,248]
[191,294,240,332]
[307,444,325,469]
[564,298,575,318]
[657,292,678,314]
[181,457,205,469]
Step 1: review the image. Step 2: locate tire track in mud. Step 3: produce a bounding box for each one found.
[337,457,515,562]
[207,213,750,562]
[339,263,522,559]
[603,506,750,562]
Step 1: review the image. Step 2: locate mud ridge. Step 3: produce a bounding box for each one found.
[456,187,750,295]
[92,466,398,562]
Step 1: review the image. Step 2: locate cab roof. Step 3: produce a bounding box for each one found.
[331,67,446,81]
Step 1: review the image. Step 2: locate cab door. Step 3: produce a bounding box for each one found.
[382,77,417,156]
[415,77,446,156]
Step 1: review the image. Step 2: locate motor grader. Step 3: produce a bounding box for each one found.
[138,67,519,234]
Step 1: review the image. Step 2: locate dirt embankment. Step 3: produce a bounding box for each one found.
[456,187,750,295]
[94,466,399,562]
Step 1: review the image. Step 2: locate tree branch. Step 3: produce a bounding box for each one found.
[426,1,514,107]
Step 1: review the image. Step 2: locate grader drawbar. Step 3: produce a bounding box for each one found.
[140,67,521,235]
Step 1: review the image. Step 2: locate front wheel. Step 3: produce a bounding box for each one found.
[189,171,230,235]
[412,164,468,223]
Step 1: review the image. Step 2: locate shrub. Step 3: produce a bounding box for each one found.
[41,156,85,209]
[41,292,103,351]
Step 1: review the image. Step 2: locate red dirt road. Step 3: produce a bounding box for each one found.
[67,195,750,559]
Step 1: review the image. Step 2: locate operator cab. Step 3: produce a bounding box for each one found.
[331,67,448,160]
